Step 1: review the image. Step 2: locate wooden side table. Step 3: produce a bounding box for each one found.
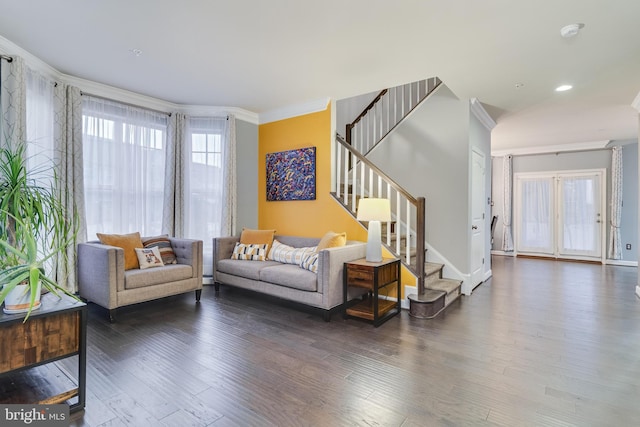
[343,258,401,327]
[0,292,87,412]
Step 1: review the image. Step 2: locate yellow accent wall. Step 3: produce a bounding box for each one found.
[257,104,416,297]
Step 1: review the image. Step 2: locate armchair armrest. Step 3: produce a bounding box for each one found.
[77,242,125,310]
[169,237,203,284]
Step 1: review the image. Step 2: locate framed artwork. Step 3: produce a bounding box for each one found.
[266,146,316,201]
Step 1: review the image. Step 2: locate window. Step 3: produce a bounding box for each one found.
[82,97,168,238]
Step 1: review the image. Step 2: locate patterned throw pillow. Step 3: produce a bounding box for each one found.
[142,235,178,264]
[300,253,319,273]
[135,247,165,269]
[231,243,268,261]
[268,239,317,265]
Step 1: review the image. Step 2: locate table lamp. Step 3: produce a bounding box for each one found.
[357,198,391,262]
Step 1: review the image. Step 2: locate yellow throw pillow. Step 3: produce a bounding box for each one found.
[240,228,276,254]
[97,232,144,270]
[316,231,347,251]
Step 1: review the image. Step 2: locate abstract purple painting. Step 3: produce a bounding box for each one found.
[266,147,316,201]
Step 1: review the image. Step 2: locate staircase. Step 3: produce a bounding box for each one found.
[333,77,462,318]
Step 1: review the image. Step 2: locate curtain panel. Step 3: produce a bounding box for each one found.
[0,55,26,149]
[502,154,514,251]
[608,146,623,260]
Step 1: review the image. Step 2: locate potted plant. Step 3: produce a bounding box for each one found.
[0,142,78,319]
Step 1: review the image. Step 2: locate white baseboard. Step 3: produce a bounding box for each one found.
[636,286,640,299]
[605,259,638,267]
[483,269,493,282]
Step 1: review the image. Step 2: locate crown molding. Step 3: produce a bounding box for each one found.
[0,35,259,124]
[632,90,640,113]
[492,140,610,157]
[470,98,497,131]
[259,97,330,124]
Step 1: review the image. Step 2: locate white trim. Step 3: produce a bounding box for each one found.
[470,98,497,131]
[259,97,330,124]
[402,285,416,309]
[492,140,610,157]
[605,259,638,267]
[636,286,640,299]
[483,269,493,282]
[0,34,259,124]
[491,250,516,257]
[632,90,640,112]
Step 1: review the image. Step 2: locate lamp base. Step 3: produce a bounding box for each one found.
[365,220,383,262]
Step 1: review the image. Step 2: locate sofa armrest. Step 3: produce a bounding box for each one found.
[317,242,367,309]
[77,242,125,309]
[169,238,203,284]
[212,236,240,283]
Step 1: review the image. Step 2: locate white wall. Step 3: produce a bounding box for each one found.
[367,85,471,272]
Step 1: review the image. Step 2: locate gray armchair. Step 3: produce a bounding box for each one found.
[77,237,203,322]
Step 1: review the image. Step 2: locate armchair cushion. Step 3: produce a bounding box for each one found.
[97,232,143,270]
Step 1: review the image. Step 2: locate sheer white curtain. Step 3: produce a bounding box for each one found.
[608,146,623,259]
[517,176,553,254]
[82,96,168,239]
[502,154,514,251]
[181,115,236,276]
[561,176,597,252]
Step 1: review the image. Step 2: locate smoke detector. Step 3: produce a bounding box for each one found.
[560,23,585,38]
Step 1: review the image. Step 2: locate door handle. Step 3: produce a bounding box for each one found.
[472,225,478,230]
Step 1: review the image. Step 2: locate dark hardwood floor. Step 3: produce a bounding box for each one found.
[2,256,640,426]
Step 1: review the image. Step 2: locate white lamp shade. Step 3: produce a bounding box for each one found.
[357,198,391,222]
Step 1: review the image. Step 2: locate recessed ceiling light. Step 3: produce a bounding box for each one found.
[555,84,573,92]
[560,23,585,38]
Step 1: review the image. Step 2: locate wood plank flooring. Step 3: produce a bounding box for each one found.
[1,256,639,426]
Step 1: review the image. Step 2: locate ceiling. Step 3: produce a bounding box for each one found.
[0,0,638,151]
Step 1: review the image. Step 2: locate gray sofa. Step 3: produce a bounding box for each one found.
[213,235,367,320]
[77,237,203,321]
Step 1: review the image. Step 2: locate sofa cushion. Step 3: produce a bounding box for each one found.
[240,228,276,254]
[231,243,268,261]
[125,264,193,290]
[217,259,281,281]
[268,239,316,265]
[259,264,317,292]
[316,231,347,251]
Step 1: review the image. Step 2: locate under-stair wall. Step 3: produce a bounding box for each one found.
[364,83,493,292]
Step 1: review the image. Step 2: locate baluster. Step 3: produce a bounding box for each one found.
[336,142,341,198]
[377,176,382,198]
[368,168,373,197]
[342,149,349,205]
[406,199,411,265]
[396,192,401,256]
[352,159,358,212]
[386,183,392,246]
[360,162,365,201]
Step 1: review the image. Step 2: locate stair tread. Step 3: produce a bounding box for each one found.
[426,278,462,294]
[425,262,443,276]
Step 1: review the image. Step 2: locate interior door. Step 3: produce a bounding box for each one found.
[470,150,485,288]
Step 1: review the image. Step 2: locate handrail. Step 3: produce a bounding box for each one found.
[336,134,418,205]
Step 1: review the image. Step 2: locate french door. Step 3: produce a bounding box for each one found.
[515,170,605,261]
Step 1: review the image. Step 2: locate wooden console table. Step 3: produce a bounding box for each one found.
[0,292,87,412]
